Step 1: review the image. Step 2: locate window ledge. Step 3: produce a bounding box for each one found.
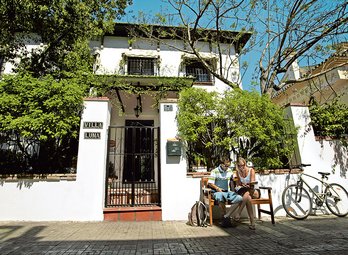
[0,173,77,182]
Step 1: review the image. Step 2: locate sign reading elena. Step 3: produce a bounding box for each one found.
[83,121,103,129]
[84,132,101,139]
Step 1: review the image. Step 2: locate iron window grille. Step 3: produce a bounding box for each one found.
[186,61,212,82]
[127,57,155,75]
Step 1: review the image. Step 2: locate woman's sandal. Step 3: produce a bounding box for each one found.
[249,224,256,230]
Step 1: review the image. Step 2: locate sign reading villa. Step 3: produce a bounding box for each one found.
[83,121,103,129]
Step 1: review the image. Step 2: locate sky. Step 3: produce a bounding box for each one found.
[121,0,258,92]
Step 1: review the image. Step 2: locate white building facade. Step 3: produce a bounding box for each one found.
[0,24,252,221]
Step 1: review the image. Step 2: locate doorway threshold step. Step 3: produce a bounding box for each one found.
[103,206,162,221]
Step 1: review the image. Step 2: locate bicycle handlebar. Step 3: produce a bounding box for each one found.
[290,163,311,169]
[300,164,311,167]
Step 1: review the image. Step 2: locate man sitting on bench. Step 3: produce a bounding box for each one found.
[208,156,243,227]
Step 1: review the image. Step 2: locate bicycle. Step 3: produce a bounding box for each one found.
[282,164,348,220]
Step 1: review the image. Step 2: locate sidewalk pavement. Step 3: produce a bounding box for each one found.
[0,215,347,255]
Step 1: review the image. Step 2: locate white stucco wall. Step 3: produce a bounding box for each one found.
[159,100,201,221]
[257,173,299,217]
[0,98,110,221]
[268,104,348,216]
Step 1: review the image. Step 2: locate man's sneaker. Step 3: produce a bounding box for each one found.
[219,217,236,228]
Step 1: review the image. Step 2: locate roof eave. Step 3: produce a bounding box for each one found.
[107,23,252,53]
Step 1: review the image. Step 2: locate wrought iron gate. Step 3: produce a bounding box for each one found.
[105,120,161,207]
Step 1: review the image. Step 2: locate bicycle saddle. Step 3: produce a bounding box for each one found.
[318,172,330,177]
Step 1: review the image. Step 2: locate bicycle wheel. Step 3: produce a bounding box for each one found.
[325,183,348,217]
[282,184,312,220]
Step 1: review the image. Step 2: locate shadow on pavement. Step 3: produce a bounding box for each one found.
[0,216,347,254]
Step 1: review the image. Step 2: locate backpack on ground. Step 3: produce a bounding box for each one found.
[188,201,208,227]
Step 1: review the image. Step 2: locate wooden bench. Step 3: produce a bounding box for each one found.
[201,177,275,226]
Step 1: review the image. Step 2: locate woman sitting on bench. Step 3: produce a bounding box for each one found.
[232,157,260,230]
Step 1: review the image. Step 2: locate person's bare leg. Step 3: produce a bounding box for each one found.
[224,203,239,218]
[245,199,255,229]
[219,202,227,217]
[233,193,248,221]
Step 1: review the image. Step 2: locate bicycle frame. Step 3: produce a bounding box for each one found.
[296,173,339,206]
[283,164,348,219]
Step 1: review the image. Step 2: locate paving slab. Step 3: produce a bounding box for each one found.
[0,215,347,254]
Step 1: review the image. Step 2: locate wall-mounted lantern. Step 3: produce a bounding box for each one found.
[134,95,142,118]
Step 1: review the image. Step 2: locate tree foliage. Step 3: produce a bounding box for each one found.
[0,0,132,173]
[309,99,348,139]
[177,87,297,169]
[0,0,132,75]
[0,74,85,139]
[0,73,86,173]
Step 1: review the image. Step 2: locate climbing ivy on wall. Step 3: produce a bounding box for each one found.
[92,75,193,94]
[309,99,348,139]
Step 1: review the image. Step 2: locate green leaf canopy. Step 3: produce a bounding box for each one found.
[0,74,84,141]
[177,88,297,169]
